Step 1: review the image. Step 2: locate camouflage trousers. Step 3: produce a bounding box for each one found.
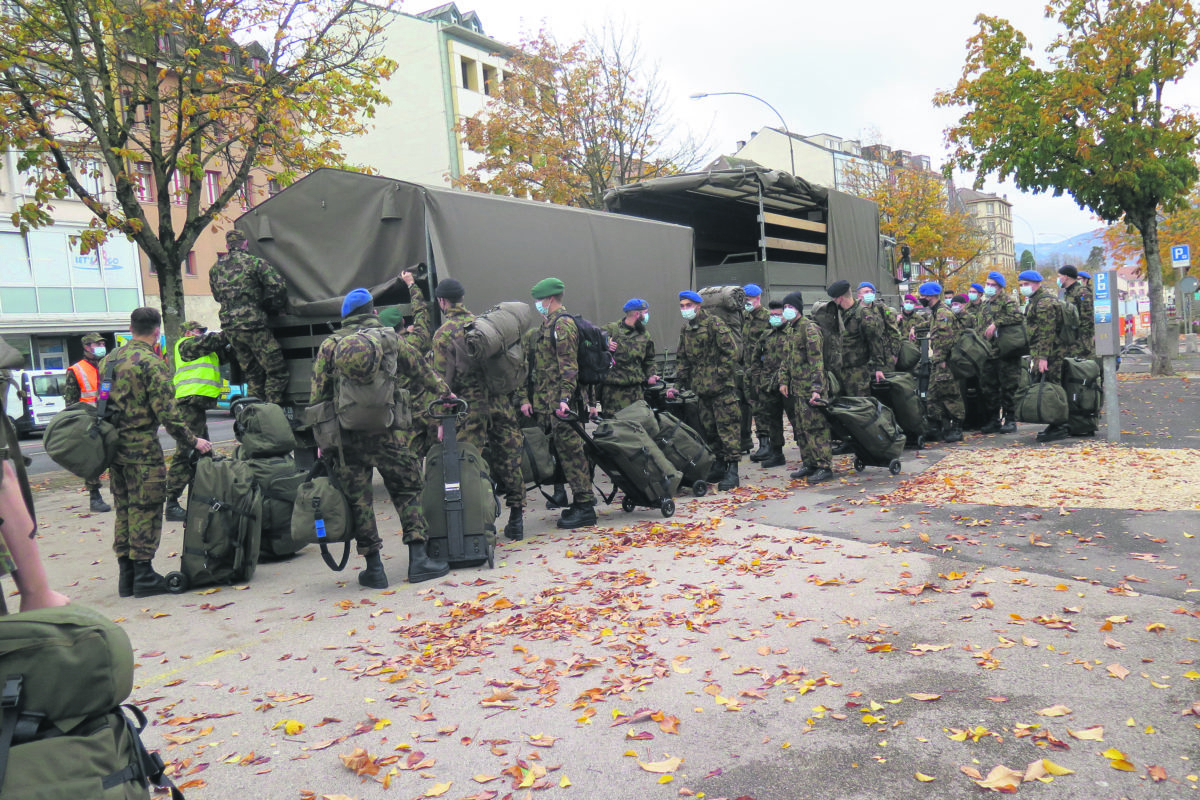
[85,476,104,493]
[789,398,832,470]
[756,386,788,447]
[165,399,212,499]
[927,362,965,424]
[457,392,525,509]
[228,327,289,405]
[598,384,644,416]
[839,364,873,398]
[110,456,167,561]
[980,356,1021,421]
[736,374,753,448]
[328,428,426,555]
[696,390,742,462]
[531,412,593,503]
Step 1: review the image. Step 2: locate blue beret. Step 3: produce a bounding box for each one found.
[1079,271,1091,280]
[918,282,942,297]
[987,270,1006,288]
[858,281,876,292]
[743,283,763,297]
[623,297,648,312]
[970,283,984,293]
[341,287,373,317]
[1018,270,1043,283]
[679,290,703,303]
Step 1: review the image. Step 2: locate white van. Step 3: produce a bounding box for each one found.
[4,369,68,437]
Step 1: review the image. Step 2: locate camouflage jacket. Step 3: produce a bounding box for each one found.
[742,305,771,371]
[810,300,844,378]
[310,313,448,406]
[675,308,737,397]
[431,305,486,399]
[602,320,656,387]
[897,309,923,340]
[751,320,789,389]
[403,284,433,352]
[1024,288,1064,362]
[778,318,825,397]
[525,309,581,411]
[1064,282,1095,355]
[861,300,902,368]
[915,304,959,366]
[208,249,288,331]
[99,340,196,463]
[177,331,229,362]
[966,300,985,327]
[63,354,103,404]
[977,293,1023,340]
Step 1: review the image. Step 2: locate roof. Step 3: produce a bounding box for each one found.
[957,187,1011,206]
[605,164,828,217]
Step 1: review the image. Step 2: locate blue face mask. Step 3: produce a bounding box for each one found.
[640,311,649,324]
[744,302,755,313]
[984,285,998,297]
[535,300,548,315]
[968,291,979,302]
[862,292,876,304]
[1020,285,1035,297]
[681,308,696,321]
[903,302,915,313]
[943,298,952,306]
[768,315,784,327]
[782,307,799,321]
[92,345,107,358]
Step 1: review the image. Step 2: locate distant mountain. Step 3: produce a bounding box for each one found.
[1014,229,1106,267]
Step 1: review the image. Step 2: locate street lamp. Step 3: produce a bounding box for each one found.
[1012,213,1037,263]
[689,91,796,178]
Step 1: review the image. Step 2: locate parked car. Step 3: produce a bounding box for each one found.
[217,382,249,413]
[4,369,67,437]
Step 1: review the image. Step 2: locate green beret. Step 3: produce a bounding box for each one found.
[531,277,565,300]
[377,306,406,329]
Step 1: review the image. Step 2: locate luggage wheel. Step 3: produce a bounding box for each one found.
[621,496,637,513]
[692,480,708,497]
[486,543,495,569]
[853,458,866,473]
[165,571,189,594]
[889,459,902,476]
[915,434,926,450]
[660,499,675,518]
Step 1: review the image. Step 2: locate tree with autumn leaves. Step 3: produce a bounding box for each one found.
[935,0,1200,376]
[1104,186,1200,288]
[458,28,703,210]
[0,0,396,342]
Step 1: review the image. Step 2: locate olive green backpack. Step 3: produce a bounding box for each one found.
[291,459,356,571]
[232,400,295,458]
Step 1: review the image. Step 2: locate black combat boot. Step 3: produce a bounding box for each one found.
[556,499,597,529]
[705,459,726,483]
[117,556,134,598]
[979,414,1003,434]
[359,551,388,589]
[999,418,1017,434]
[90,489,111,513]
[790,464,815,480]
[164,497,187,522]
[407,541,449,584]
[807,466,835,484]
[831,440,856,456]
[504,507,524,541]
[749,437,771,462]
[941,419,964,443]
[132,561,170,598]
[718,460,740,491]
[1036,424,1069,443]
[545,484,568,510]
[760,444,786,468]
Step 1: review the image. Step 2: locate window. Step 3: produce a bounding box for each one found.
[459,56,479,91]
[169,170,187,205]
[986,202,995,215]
[482,64,497,96]
[203,170,220,204]
[182,252,197,276]
[71,158,104,197]
[241,178,255,209]
[132,162,153,201]
[248,56,263,75]
[268,178,281,196]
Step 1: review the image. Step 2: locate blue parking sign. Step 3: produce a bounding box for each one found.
[1171,244,1190,268]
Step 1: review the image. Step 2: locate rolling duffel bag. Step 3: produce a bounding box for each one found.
[590,418,681,503]
[613,399,659,437]
[652,410,715,488]
[871,372,926,438]
[422,400,496,569]
[171,454,262,592]
[233,448,308,558]
[822,397,905,464]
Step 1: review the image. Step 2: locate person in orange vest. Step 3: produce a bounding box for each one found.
[64,332,112,512]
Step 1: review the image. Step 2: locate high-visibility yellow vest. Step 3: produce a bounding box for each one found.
[172,337,221,399]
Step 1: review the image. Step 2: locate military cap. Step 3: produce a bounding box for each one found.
[970,282,984,294]
[1018,270,1043,283]
[679,290,703,303]
[377,306,406,329]
[858,281,876,292]
[952,293,969,305]
[225,228,248,244]
[435,278,465,301]
[623,298,649,312]
[918,282,942,296]
[341,287,374,317]
[743,283,763,297]
[826,280,851,298]
[531,277,565,299]
[183,320,207,333]
[987,270,1007,288]
[782,291,805,309]
[81,332,105,346]
[1057,265,1078,279]
[1079,271,1092,280]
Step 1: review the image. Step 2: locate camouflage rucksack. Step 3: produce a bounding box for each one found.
[332,327,411,432]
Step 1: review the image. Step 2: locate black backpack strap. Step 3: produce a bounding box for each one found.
[95,360,117,422]
[0,675,23,790]
[109,704,184,799]
[308,459,353,572]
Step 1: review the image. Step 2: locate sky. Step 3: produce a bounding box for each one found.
[443,0,1200,241]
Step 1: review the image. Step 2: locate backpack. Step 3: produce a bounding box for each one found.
[995,322,1030,358]
[1062,357,1102,415]
[233,401,295,458]
[552,314,613,386]
[177,455,263,590]
[896,340,921,372]
[464,302,537,396]
[1059,300,1081,348]
[291,460,356,572]
[699,286,747,357]
[652,410,715,488]
[42,362,118,482]
[233,448,308,558]
[332,327,411,432]
[948,328,995,380]
[0,605,183,799]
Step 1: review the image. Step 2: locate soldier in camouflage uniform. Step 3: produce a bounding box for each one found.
[914,282,965,443]
[598,298,659,416]
[668,290,741,491]
[741,284,773,461]
[777,291,834,483]
[520,278,597,529]
[101,307,213,598]
[897,294,924,341]
[966,283,986,327]
[856,281,902,372]
[209,229,289,404]
[1058,265,1095,358]
[748,302,789,469]
[393,270,438,460]
[977,271,1024,434]
[1020,270,1069,442]
[430,279,527,541]
[311,289,452,587]
[823,280,887,398]
[163,321,229,521]
[64,332,112,512]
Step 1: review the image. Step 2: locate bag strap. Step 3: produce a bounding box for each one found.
[111,704,184,800]
[305,460,353,571]
[0,675,23,790]
[95,360,117,422]
[441,413,466,558]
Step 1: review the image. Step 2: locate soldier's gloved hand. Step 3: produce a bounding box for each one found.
[520,402,533,417]
[194,438,213,454]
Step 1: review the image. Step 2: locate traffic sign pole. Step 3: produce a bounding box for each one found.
[1094,270,1121,443]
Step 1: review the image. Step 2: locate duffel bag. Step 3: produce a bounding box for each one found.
[948,328,994,380]
[591,418,682,502]
[1062,357,1102,415]
[823,397,906,463]
[1012,374,1069,425]
[234,448,308,557]
[520,426,562,487]
[996,323,1030,358]
[42,402,118,483]
[653,410,715,486]
[895,340,920,373]
[181,455,263,589]
[233,400,295,458]
[613,399,659,438]
[871,372,925,437]
[291,459,355,571]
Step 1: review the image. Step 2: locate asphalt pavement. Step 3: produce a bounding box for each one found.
[19,364,1200,800]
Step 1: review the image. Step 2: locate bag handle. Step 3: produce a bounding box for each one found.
[305,459,353,571]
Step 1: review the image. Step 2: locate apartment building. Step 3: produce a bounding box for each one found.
[956,187,1017,273]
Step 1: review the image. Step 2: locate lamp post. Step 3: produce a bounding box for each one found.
[1012,213,1037,264]
[689,91,796,178]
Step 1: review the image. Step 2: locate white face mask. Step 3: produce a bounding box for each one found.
[902,302,915,313]
[782,307,799,321]
[744,302,755,313]
[1020,285,1035,297]
[640,311,649,324]
[92,345,106,358]
[1057,277,1064,288]
[968,291,979,302]
[862,292,876,304]
[983,285,998,297]
[535,300,548,316]
[681,308,696,321]
[951,304,964,314]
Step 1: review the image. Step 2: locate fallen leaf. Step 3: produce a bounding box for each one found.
[974,764,1023,792]
[914,772,936,782]
[1068,726,1104,741]
[907,693,941,702]
[424,782,452,797]
[1036,705,1072,717]
[637,756,683,774]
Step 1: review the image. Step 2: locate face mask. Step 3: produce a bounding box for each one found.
[1020,285,1035,297]
[943,298,952,306]
[968,292,979,302]
[768,315,784,327]
[902,302,915,313]
[640,311,649,324]
[782,307,799,321]
[681,308,696,321]
[744,302,755,313]
[862,292,876,304]
[983,285,998,297]
[1056,277,1064,288]
[951,304,964,314]
[92,346,106,358]
[535,300,548,315]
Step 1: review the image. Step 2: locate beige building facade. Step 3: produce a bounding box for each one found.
[956,187,1017,274]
